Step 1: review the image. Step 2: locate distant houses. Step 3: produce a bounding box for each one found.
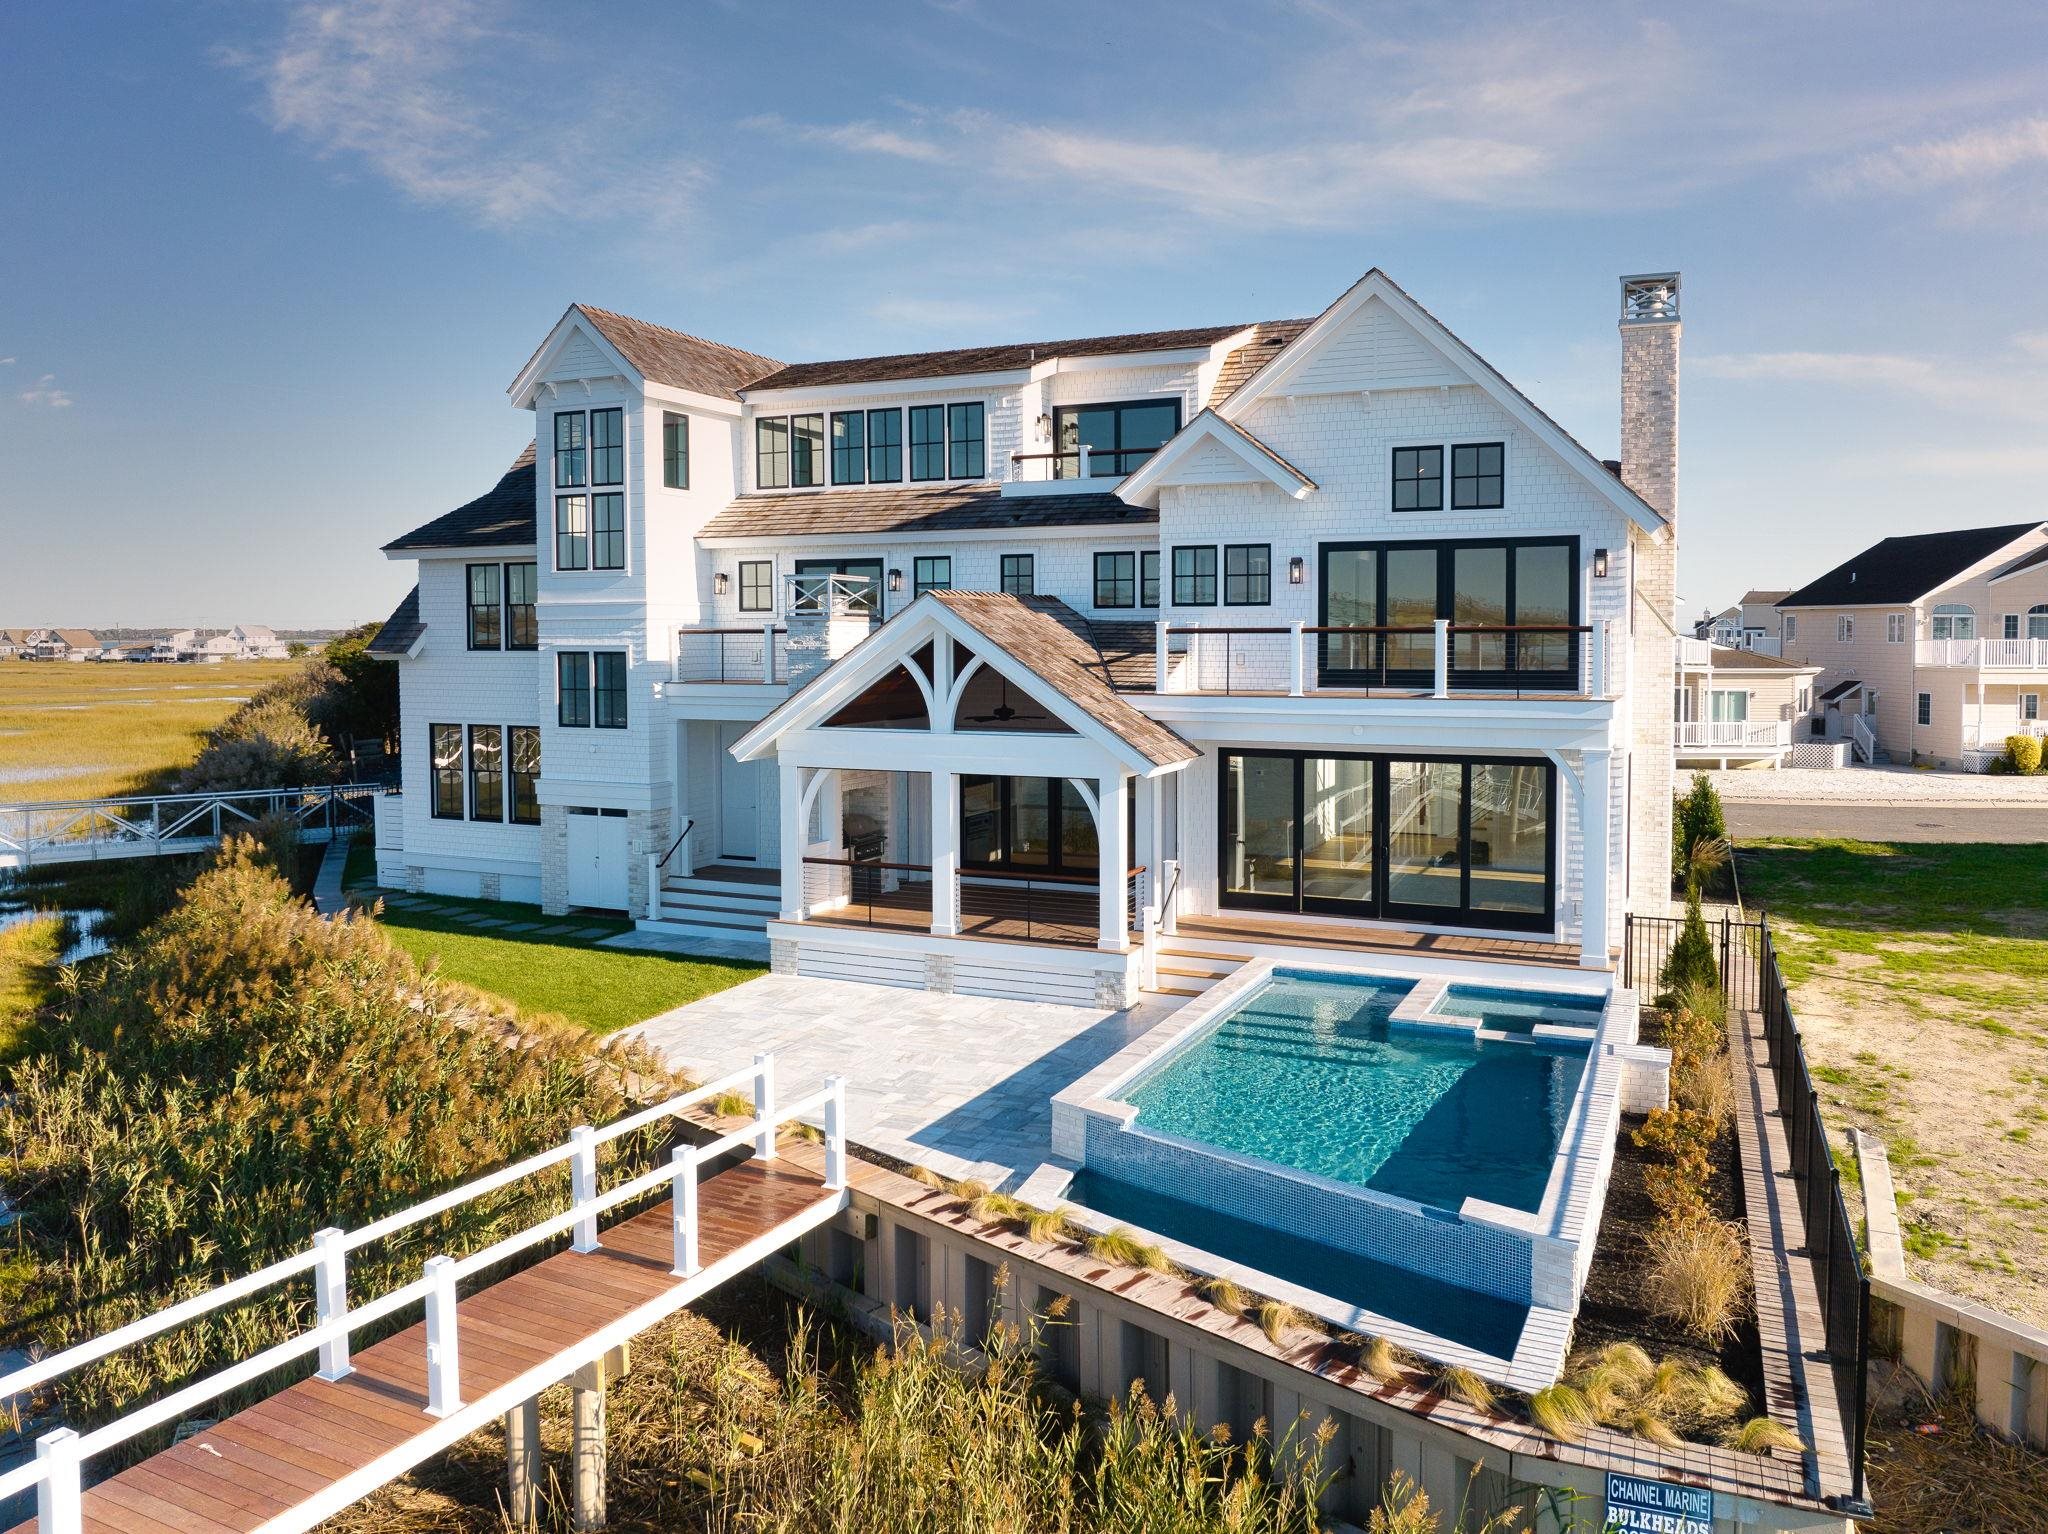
[0,627,101,661]
[1,624,292,662]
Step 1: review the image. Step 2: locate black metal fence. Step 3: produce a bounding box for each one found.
[1622,909,1871,1509]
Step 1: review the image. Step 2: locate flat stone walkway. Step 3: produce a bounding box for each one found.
[311,836,350,916]
[621,975,1186,1188]
[1708,763,2048,805]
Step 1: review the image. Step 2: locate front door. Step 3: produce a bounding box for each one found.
[717,723,757,861]
[565,808,630,910]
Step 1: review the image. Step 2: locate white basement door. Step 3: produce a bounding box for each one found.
[565,807,630,910]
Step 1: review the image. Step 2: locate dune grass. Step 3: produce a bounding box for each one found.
[0,658,305,802]
[0,913,64,1060]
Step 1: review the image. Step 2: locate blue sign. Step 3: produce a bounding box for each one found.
[1603,1472,1713,1534]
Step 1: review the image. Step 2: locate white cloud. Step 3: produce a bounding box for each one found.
[1832,115,2048,193]
[2015,332,2048,359]
[19,373,73,408]
[0,357,15,366]
[1694,350,2048,423]
[863,295,1033,335]
[742,115,948,164]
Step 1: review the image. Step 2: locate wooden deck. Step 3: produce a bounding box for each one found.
[1173,911,1585,968]
[7,1159,840,1534]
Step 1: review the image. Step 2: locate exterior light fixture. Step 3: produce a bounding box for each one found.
[1288,556,1306,586]
[713,571,729,595]
[1594,548,1609,578]
[888,568,904,593]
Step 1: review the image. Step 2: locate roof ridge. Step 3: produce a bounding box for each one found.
[573,303,784,372]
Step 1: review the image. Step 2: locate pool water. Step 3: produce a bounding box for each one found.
[1122,970,1587,1214]
[1432,983,1604,1031]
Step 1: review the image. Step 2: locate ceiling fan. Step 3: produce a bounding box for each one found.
[966,677,1049,725]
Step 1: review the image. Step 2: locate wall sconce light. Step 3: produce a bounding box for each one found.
[1036,412,1051,440]
[1593,548,1609,578]
[713,571,729,595]
[1288,555,1306,586]
[888,568,904,593]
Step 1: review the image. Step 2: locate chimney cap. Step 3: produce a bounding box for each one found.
[1620,272,1681,325]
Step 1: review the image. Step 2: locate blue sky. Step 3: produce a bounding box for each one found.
[4,0,2045,629]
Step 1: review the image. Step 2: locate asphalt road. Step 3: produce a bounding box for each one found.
[1727,801,2048,843]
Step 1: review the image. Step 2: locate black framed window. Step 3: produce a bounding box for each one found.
[914,556,951,597]
[1000,554,1034,596]
[591,492,625,570]
[867,408,902,482]
[468,725,504,821]
[909,405,945,481]
[794,558,881,614]
[508,725,541,825]
[1055,399,1182,478]
[1094,552,1137,609]
[830,411,866,485]
[590,408,623,486]
[555,495,589,571]
[1391,446,1442,511]
[558,652,591,727]
[947,402,985,478]
[466,563,502,649]
[756,417,789,489]
[662,412,689,489]
[430,724,464,819]
[593,652,628,729]
[1916,693,1931,726]
[554,411,585,488]
[1172,545,1217,606]
[1451,442,1504,509]
[506,562,538,649]
[1224,544,1271,606]
[1140,550,1160,609]
[959,776,1124,875]
[738,560,773,612]
[790,413,824,488]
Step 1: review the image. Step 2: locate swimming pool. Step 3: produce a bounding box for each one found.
[1429,982,1606,1032]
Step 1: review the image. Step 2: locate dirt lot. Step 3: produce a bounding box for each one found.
[1739,837,2048,1324]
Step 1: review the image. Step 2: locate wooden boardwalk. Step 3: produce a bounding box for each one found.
[6,1159,842,1534]
[1172,912,1584,968]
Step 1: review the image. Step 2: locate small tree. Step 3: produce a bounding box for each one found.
[1672,772,1729,894]
[1659,886,1722,1004]
[2005,733,2043,776]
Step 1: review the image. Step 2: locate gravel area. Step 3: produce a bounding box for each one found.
[1704,764,2048,805]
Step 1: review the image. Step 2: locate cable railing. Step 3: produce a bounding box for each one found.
[672,626,787,684]
[798,856,1141,946]
[1153,619,1606,699]
[0,1055,846,1531]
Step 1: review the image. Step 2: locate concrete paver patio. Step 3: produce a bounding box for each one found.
[621,975,1187,1188]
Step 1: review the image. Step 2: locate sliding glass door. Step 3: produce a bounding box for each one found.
[1219,751,1555,931]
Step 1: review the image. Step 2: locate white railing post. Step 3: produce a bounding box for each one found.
[753,1052,777,1161]
[1288,620,1306,697]
[1155,620,1170,693]
[761,621,778,682]
[671,1144,700,1277]
[1160,857,1181,936]
[570,1124,599,1252]
[313,1227,351,1381]
[1079,443,1092,478]
[1592,620,1610,697]
[1138,903,1158,991]
[423,1255,461,1417]
[824,1075,848,1191]
[644,852,662,921]
[36,1427,83,1534]
[1433,619,1450,698]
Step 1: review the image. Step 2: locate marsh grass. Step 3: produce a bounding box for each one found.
[0,912,63,1061]
[1645,1218,1752,1343]
[1256,1300,1309,1346]
[1082,1226,1174,1273]
[1431,1365,1495,1414]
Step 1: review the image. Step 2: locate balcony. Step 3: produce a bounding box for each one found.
[1004,444,1149,494]
[1151,619,1614,700]
[671,625,788,685]
[1674,719,1792,753]
[1916,637,2048,670]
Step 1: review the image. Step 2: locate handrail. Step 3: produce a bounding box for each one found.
[1160,622,1592,637]
[674,626,789,637]
[800,855,1143,890]
[0,782,378,816]
[655,819,696,873]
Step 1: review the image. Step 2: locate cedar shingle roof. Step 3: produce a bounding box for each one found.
[1778,522,2043,608]
[367,586,423,657]
[1205,320,1314,409]
[1704,646,1809,671]
[928,593,1197,767]
[700,484,1147,540]
[1738,588,1790,607]
[383,445,538,552]
[745,322,1284,391]
[575,306,782,400]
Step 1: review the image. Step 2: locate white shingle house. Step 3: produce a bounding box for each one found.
[373,269,1680,1001]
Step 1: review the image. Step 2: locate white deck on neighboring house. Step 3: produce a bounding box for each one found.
[621,976,1189,1187]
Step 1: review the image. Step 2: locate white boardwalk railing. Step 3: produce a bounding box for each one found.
[0,1052,848,1534]
[0,783,382,871]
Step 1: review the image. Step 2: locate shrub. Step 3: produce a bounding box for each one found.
[1672,1046,1734,1129]
[1671,772,1728,891]
[2005,734,2044,776]
[1658,887,1722,1003]
[1645,1218,1752,1342]
[1563,1344,1750,1445]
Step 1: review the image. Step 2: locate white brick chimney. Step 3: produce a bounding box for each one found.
[1618,272,1680,521]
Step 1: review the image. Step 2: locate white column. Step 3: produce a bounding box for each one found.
[1579,748,1612,970]
[778,762,806,920]
[930,770,959,936]
[1097,771,1130,952]
[1133,774,1157,910]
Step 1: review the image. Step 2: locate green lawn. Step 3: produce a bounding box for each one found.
[362,893,763,1035]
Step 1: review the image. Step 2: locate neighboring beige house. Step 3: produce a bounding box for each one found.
[1778,521,2048,769]
[1692,589,1788,654]
[1672,639,1821,767]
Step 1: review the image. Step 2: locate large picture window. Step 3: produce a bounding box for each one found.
[1221,749,1554,931]
[430,724,464,819]
[467,725,503,821]
[960,776,1120,875]
[467,563,502,650]
[508,725,541,825]
[1055,399,1180,478]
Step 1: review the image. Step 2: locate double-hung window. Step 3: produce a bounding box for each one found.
[2022,692,2040,721]
[914,556,951,597]
[947,403,985,478]
[468,725,503,821]
[1391,447,1443,511]
[790,414,824,488]
[1000,554,1034,596]
[558,652,592,727]
[663,412,689,489]
[1887,613,1907,644]
[756,417,790,489]
[909,406,946,481]
[591,493,625,570]
[738,560,773,612]
[592,652,628,728]
[590,408,623,486]
[1094,552,1137,609]
[430,724,464,819]
[554,412,586,488]
[555,495,589,571]
[1224,544,1271,606]
[831,412,866,484]
[1784,615,1797,642]
[1172,545,1218,606]
[467,563,502,649]
[506,562,538,649]
[508,726,541,824]
[1837,616,1854,642]
[1140,550,1160,609]
[1450,443,1504,509]
[867,408,902,482]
